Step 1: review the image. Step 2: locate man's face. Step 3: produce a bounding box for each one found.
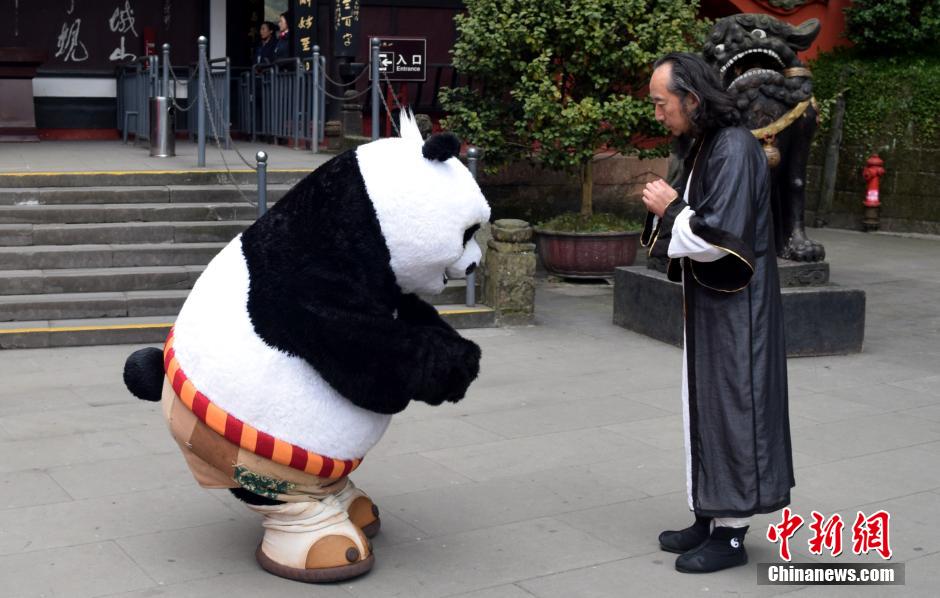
[260,24,272,40]
[650,63,694,137]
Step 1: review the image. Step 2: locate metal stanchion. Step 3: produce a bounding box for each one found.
[467,146,480,178]
[197,36,207,167]
[222,57,232,149]
[161,43,170,97]
[318,55,326,144]
[312,45,320,153]
[293,59,302,149]
[465,145,481,307]
[256,151,268,217]
[150,44,175,158]
[250,68,257,142]
[371,38,380,140]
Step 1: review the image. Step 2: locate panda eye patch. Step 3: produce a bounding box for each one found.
[463,224,480,246]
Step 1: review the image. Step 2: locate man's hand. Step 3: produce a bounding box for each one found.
[642,179,679,218]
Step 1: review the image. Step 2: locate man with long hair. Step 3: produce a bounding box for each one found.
[641,52,793,574]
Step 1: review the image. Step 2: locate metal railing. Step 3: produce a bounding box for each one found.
[302,52,327,151]
[118,42,473,148]
[252,58,303,144]
[230,39,469,146]
[240,55,326,150]
[186,55,231,150]
[116,55,159,143]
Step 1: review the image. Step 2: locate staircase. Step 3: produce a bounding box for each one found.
[0,173,494,350]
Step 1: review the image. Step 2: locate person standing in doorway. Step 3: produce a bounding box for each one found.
[254,21,277,65]
[274,12,292,60]
[641,52,793,574]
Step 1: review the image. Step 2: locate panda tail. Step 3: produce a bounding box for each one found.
[123,347,165,402]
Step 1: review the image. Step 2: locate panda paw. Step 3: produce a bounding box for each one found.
[415,332,481,406]
[443,338,481,404]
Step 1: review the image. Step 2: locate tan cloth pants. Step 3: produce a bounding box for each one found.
[162,380,347,502]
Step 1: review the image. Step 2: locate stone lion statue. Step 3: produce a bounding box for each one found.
[702,13,825,262]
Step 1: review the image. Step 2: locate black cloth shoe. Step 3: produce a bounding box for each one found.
[675,525,748,573]
[658,515,711,554]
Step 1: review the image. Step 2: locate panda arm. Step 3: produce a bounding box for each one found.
[288,293,481,414]
[396,292,456,331]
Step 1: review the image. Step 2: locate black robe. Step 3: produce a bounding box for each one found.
[644,126,794,517]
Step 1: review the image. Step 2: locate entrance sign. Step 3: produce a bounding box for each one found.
[369,37,426,82]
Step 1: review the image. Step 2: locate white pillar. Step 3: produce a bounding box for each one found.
[209,0,226,59]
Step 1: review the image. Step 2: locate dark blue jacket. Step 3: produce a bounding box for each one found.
[254,37,276,65]
[274,32,291,60]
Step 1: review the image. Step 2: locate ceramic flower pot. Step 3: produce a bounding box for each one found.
[534,229,640,278]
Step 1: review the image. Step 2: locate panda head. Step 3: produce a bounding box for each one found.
[355,112,491,296]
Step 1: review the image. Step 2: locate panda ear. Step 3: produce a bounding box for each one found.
[422,133,461,162]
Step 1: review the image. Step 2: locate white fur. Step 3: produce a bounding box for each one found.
[356,132,491,295]
[398,109,424,142]
[172,236,392,460]
[446,238,483,280]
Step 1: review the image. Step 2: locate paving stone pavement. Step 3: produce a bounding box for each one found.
[0,228,937,597]
[0,140,331,173]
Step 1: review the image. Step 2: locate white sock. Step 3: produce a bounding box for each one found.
[713,516,750,528]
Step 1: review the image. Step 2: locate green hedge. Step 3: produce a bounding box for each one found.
[811,50,940,151]
[845,0,940,56]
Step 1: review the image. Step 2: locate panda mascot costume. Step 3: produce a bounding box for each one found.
[123,113,490,584]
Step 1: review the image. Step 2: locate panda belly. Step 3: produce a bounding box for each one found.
[171,235,392,461]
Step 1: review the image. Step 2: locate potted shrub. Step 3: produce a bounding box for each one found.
[536,212,642,278]
[441,0,707,276]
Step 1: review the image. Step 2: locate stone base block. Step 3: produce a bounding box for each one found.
[613,266,866,357]
[777,259,830,287]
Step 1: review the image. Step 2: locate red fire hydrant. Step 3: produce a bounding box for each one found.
[862,154,885,231]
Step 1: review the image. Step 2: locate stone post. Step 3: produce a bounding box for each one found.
[484,219,536,325]
[324,120,343,151]
[415,113,433,139]
[341,89,363,137]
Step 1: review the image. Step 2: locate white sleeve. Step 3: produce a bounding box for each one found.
[667,206,728,263]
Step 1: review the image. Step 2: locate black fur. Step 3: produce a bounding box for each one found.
[240,150,481,415]
[422,133,461,162]
[123,347,165,402]
[463,224,480,246]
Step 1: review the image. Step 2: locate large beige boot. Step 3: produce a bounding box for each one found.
[248,496,373,583]
[335,479,381,538]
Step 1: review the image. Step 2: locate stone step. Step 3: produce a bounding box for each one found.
[0,305,496,349]
[0,242,225,270]
[0,266,205,295]
[0,265,479,302]
[0,185,292,206]
[0,316,175,349]
[432,304,498,329]
[0,290,189,322]
[0,203,258,225]
[0,169,309,189]
[0,221,253,246]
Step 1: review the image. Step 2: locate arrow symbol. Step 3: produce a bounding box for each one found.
[380,57,392,68]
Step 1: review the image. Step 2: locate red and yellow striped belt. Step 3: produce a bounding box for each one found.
[163,328,362,479]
